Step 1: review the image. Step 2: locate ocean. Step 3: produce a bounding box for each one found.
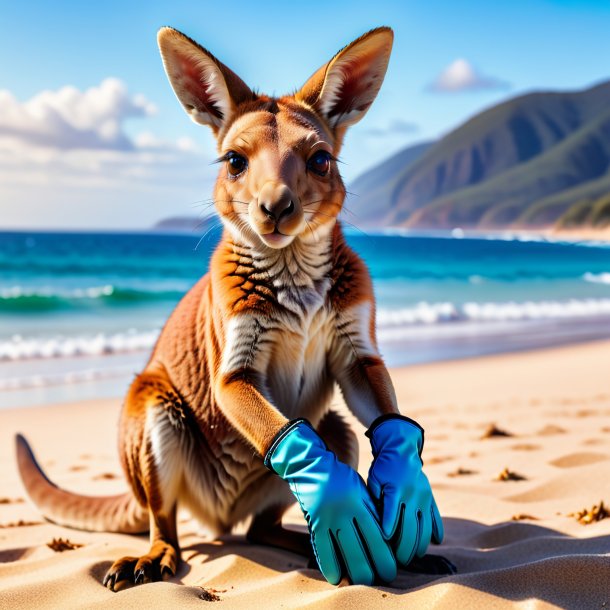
[2,228,610,408]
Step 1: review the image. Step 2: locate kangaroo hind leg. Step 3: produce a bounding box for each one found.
[104,367,184,591]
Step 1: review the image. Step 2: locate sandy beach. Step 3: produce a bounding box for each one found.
[1,340,609,609]
[548,227,610,243]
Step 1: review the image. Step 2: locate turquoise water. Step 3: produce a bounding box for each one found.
[2,228,610,407]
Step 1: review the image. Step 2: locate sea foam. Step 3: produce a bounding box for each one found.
[4,297,610,362]
[0,330,159,361]
[583,272,610,285]
[377,298,610,326]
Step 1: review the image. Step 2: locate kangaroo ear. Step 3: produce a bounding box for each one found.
[297,27,393,130]
[157,27,254,132]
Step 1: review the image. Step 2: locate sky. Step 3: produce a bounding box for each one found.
[1,0,610,230]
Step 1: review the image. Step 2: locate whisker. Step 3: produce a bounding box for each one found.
[224,210,254,242]
[338,218,369,237]
[311,198,359,219]
[302,198,325,208]
[304,209,335,218]
[304,217,317,242]
[191,198,251,210]
[340,205,358,218]
[193,202,217,214]
[189,199,218,211]
[194,219,224,251]
[304,208,369,237]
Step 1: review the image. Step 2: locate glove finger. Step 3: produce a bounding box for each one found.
[380,485,402,539]
[356,508,397,583]
[335,524,375,586]
[395,504,419,566]
[311,529,342,585]
[367,470,382,502]
[431,498,444,544]
[416,508,432,558]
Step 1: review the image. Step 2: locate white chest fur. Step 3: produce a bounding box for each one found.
[220,238,338,422]
[265,303,336,420]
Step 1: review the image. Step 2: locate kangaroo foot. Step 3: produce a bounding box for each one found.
[247,505,315,564]
[103,540,179,591]
[247,520,314,560]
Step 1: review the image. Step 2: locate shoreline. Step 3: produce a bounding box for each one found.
[1,340,609,607]
[3,335,610,414]
[368,225,610,244]
[5,314,610,409]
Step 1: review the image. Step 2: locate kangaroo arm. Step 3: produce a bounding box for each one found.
[215,313,288,455]
[216,370,288,455]
[329,301,400,427]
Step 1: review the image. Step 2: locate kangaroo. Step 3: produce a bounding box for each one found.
[16,26,452,590]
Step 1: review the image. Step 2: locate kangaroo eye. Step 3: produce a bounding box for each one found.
[226,152,247,177]
[307,150,332,177]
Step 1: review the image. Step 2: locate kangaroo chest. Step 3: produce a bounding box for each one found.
[265,302,337,421]
[216,239,338,422]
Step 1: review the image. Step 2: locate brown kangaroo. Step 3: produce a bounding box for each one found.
[16,26,453,590]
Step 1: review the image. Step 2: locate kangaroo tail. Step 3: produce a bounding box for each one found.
[15,433,149,534]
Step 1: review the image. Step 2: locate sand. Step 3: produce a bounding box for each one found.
[1,341,609,609]
[548,226,610,242]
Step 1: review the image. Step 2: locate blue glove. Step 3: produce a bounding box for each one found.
[366,414,444,566]
[264,419,396,585]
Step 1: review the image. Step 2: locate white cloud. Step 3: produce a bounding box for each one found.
[0,78,158,150]
[428,59,509,93]
[133,131,198,152]
[364,119,419,137]
[0,79,217,229]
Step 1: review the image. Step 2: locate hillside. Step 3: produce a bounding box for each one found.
[348,80,610,230]
[346,141,432,219]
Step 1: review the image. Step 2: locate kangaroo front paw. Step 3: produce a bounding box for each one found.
[103,541,178,591]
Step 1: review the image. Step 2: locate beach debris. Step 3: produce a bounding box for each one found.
[198,587,224,602]
[582,438,604,446]
[481,424,513,439]
[537,424,566,436]
[568,501,609,525]
[495,468,527,482]
[511,514,539,521]
[511,443,540,451]
[426,455,453,465]
[448,467,477,477]
[0,497,24,505]
[46,538,84,552]
[0,520,43,528]
[93,472,119,480]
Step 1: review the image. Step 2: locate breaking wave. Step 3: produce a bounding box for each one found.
[5,297,610,362]
[0,285,184,312]
[583,272,610,285]
[0,329,159,361]
[377,298,610,326]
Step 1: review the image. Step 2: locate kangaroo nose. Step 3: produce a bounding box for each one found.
[260,199,294,221]
[258,183,296,222]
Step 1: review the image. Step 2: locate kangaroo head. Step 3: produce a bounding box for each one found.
[158,27,393,250]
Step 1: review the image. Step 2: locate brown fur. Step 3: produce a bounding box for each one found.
[16,26,398,590]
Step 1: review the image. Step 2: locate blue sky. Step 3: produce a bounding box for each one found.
[2,0,610,229]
